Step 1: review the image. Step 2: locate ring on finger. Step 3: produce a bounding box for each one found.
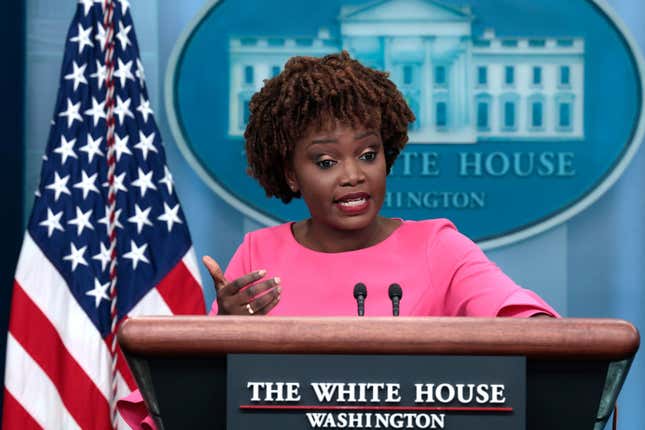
[245,303,254,315]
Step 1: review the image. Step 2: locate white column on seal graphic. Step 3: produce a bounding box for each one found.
[449,55,457,131]
[464,36,473,131]
[424,37,434,131]
[451,54,459,131]
[453,48,466,130]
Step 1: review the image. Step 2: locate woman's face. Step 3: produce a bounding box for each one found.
[288,123,387,232]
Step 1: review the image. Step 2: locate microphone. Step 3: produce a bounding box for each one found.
[353,283,367,316]
[388,283,402,316]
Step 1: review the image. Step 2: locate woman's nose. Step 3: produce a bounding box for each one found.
[340,159,366,186]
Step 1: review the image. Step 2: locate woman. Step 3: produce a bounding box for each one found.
[206,51,556,318]
[119,51,556,429]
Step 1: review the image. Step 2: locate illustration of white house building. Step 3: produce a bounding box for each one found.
[228,0,584,143]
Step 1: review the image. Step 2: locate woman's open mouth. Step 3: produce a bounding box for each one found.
[335,193,371,214]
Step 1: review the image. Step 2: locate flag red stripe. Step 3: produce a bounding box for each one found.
[9,282,111,429]
[2,388,44,430]
[117,344,138,390]
[156,261,205,314]
[104,329,138,391]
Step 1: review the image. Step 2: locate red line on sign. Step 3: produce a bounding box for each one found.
[239,405,513,412]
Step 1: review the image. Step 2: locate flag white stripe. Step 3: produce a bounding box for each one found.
[182,246,203,286]
[5,334,82,430]
[14,232,111,401]
[128,248,202,317]
[116,411,131,430]
[116,370,133,402]
[128,284,172,317]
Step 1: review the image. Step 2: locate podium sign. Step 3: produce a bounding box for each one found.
[117,317,639,430]
[227,354,526,430]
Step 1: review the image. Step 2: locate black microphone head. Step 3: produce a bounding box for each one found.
[388,283,402,299]
[353,282,367,298]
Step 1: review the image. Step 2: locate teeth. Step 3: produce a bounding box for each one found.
[339,198,366,207]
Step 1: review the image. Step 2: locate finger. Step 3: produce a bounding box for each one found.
[240,276,280,300]
[219,270,268,297]
[257,291,281,315]
[249,285,281,315]
[202,256,227,291]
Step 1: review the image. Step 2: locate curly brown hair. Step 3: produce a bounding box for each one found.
[244,51,415,203]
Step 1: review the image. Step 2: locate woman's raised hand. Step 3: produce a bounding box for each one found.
[202,256,281,315]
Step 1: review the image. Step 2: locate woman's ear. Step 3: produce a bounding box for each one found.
[284,168,299,193]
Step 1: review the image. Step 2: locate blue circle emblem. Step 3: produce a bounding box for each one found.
[166,0,644,248]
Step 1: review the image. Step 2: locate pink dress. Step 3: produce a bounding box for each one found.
[214,219,557,317]
[118,219,558,428]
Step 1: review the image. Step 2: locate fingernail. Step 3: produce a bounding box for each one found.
[257,269,267,277]
[277,287,282,293]
[274,277,281,285]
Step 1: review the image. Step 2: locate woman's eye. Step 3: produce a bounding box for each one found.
[360,151,377,161]
[316,159,336,169]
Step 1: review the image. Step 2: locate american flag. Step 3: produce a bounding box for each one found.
[2,0,205,428]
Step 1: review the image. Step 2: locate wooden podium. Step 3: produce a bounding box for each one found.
[118,317,639,430]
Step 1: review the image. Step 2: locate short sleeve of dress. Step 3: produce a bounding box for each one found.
[427,221,558,317]
[208,233,252,315]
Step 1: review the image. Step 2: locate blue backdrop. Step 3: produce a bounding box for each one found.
[4,0,644,428]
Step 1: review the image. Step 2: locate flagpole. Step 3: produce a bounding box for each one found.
[102,0,120,427]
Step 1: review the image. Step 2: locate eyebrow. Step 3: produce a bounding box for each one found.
[308,131,379,146]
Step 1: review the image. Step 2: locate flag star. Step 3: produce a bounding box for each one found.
[113,58,134,88]
[128,203,153,234]
[159,165,174,194]
[95,22,108,51]
[123,240,150,270]
[113,133,132,162]
[111,171,128,193]
[134,131,158,160]
[135,58,146,87]
[98,206,124,230]
[136,97,154,123]
[93,242,113,272]
[158,203,183,232]
[80,134,104,163]
[58,98,83,128]
[90,60,107,89]
[84,97,106,126]
[116,21,132,50]
[64,61,88,91]
[63,242,88,271]
[118,0,130,15]
[39,208,64,237]
[102,171,128,194]
[73,170,100,199]
[114,95,134,125]
[69,23,93,53]
[53,135,78,164]
[131,168,157,197]
[86,278,110,308]
[68,207,95,235]
[45,172,71,201]
[78,0,94,16]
